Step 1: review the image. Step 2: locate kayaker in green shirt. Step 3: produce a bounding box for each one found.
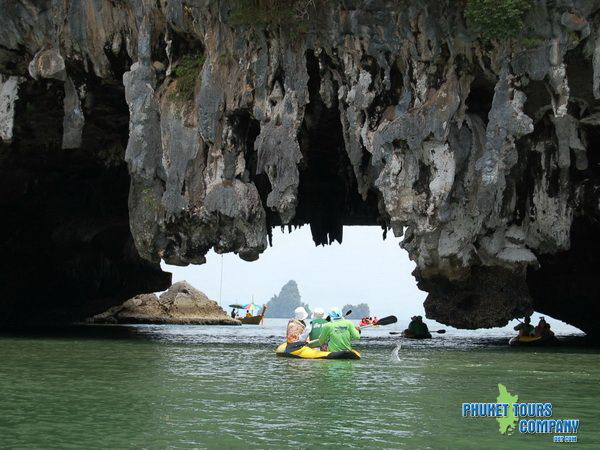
[300,307,328,349]
[318,307,361,352]
[309,308,328,340]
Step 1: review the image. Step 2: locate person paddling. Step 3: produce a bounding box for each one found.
[404,315,431,338]
[534,317,548,337]
[299,308,328,349]
[514,316,534,337]
[318,307,361,352]
[287,307,309,345]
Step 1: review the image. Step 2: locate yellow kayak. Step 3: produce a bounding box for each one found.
[509,335,559,346]
[275,343,361,360]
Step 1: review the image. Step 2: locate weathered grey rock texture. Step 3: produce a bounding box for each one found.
[88,281,240,325]
[1,0,600,334]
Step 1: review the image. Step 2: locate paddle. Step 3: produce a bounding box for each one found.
[389,329,446,335]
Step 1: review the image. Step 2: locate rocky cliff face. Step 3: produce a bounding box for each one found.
[1,0,600,334]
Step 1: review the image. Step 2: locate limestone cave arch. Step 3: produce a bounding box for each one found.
[1,0,599,335]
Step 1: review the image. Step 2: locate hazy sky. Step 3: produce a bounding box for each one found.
[162,226,425,318]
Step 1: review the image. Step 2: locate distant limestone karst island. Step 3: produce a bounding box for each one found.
[263,280,371,319]
[342,303,371,319]
[264,280,311,318]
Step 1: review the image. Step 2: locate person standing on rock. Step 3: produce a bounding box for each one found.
[318,307,361,352]
[286,307,309,345]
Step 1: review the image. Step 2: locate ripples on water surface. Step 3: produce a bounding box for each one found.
[1,320,599,449]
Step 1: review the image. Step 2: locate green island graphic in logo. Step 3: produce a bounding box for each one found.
[496,384,519,434]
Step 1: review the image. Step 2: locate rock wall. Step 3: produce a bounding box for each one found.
[1,0,600,334]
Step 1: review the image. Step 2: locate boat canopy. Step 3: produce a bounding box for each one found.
[229,303,263,315]
[246,303,261,315]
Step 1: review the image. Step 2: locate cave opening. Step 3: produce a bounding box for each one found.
[162,226,427,321]
[0,39,593,337]
[465,76,495,124]
[526,121,600,336]
[528,216,600,336]
[162,223,583,337]
[0,77,170,328]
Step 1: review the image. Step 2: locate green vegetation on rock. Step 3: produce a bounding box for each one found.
[464,0,534,40]
[519,35,543,49]
[170,53,205,102]
[229,0,315,34]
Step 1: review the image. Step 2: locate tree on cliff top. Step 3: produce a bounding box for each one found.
[264,280,311,318]
[342,303,370,319]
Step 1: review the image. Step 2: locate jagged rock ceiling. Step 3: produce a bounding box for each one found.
[1,0,599,334]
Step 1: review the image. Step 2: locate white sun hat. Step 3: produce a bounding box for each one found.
[312,307,325,319]
[294,306,308,321]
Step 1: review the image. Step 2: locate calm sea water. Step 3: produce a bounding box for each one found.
[0,319,598,449]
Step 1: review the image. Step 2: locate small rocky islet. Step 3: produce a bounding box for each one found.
[88,281,240,326]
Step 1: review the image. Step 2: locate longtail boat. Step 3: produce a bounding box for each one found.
[229,303,267,325]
